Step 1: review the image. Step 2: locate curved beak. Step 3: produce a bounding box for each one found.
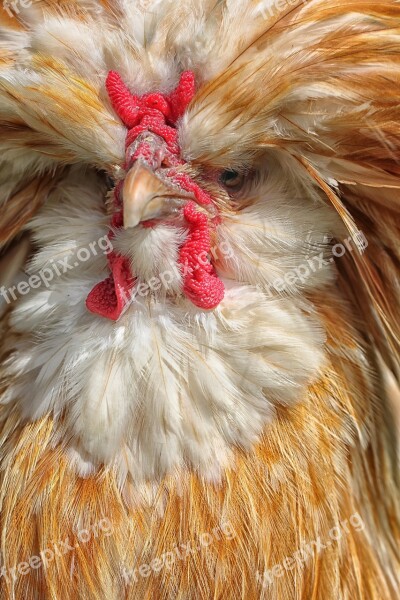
[122,163,186,229]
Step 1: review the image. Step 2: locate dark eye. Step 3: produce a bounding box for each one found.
[220,169,245,191]
[105,174,116,191]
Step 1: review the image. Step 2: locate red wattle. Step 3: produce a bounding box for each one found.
[86,252,134,320]
[179,202,225,310]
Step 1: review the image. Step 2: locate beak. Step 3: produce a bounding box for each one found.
[122,163,186,229]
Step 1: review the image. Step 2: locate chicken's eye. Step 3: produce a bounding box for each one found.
[105,174,116,191]
[220,169,245,191]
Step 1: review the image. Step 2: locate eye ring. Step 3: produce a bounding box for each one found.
[220,169,245,190]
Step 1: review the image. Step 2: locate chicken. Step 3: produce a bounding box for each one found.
[0,1,399,598]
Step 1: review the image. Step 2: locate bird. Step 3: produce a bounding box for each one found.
[0,1,399,598]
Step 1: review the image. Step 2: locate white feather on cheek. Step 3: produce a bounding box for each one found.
[215,170,341,295]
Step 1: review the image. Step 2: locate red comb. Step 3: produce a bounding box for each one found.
[105,70,196,128]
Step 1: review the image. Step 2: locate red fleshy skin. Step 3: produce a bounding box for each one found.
[179,202,225,310]
[106,71,195,133]
[87,71,224,320]
[168,71,196,121]
[86,252,134,320]
[167,171,213,206]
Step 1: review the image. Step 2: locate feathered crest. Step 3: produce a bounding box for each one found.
[0,0,399,369]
